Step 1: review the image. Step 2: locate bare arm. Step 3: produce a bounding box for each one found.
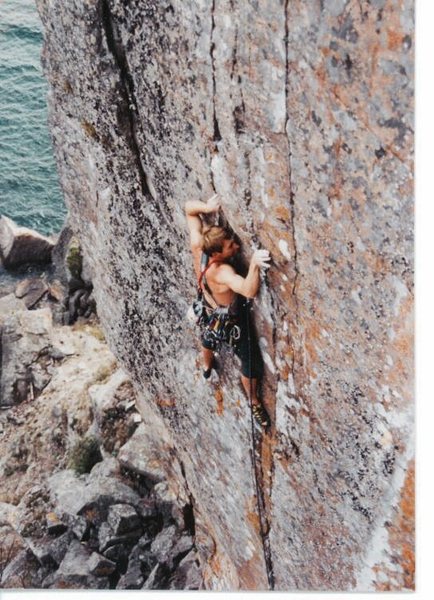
[185,195,220,249]
[216,250,271,299]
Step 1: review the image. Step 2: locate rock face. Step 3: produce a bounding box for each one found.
[36,0,414,592]
[0,308,54,406]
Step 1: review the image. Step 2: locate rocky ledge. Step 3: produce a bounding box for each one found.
[0,222,203,590]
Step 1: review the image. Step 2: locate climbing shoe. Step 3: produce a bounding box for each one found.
[203,357,217,380]
[252,403,271,429]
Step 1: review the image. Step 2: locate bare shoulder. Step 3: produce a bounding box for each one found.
[214,263,237,282]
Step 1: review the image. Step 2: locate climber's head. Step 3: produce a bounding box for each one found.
[202,226,240,259]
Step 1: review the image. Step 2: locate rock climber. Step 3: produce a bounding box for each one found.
[185,194,271,428]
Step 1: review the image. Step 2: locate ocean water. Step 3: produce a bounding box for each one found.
[0,0,66,237]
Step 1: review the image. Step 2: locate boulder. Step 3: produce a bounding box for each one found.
[117,423,167,484]
[15,277,49,308]
[142,563,168,590]
[87,552,116,577]
[150,525,179,565]
[151,481,187,530]
[46,512,68,536]
[116,535,157,590]
[169,550,203,590]
[47,539,108,589]
[25,536,57,568]
[46,531,74,566]
[0,523,27,575]
[0,294,26,326]
[136,497,159,520]
[0,549,41,589]
[98,521,141,553]
[87,371,139,454]
[102,540,135,566]
[47,280,65,303]
[0,215,54,269]
[50,224,75,287]
[167,534,194,566]
[0,308,53,406]
[89,457,121,479]
[48,469,141,518]
[0,502,19,528]
[88,368,132,429]
[116,534,154,589]
[107,504,141,536]
[116,556,144,589]
[70,515,89,541]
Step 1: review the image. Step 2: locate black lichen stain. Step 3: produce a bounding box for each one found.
[375,146,387,159]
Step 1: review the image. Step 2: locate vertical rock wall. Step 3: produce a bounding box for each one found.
[36,0,414,591]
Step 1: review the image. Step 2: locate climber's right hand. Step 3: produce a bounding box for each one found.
[206,193,220,213]
[252,249,271,270]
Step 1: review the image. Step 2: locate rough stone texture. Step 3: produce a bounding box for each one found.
[107,504,141,535]
[88,369,140,454]
[0,216,54,269]
[0,323,117,503]
[36,0,414,591]
[14,278,49,309]
[46,512,67,535]
[117,423,178,484]
[150,524,178,564]
[87,552,117,577]
[47,539,107,589]
[0,549,41,589]
[48,469,141,518]
[169,549,203,590]
[115,534,154,589]
[142,562,167,590]
[0,294,27,325]
[0,308,54,406]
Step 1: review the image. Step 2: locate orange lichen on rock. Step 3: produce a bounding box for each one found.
[238,551,268,590]
[214,388,224,416]
[156,397,176,408]
[387,29,404,51]
[396,461,415,589]
[246,507,260,533]
[274,205,290,222]
[373,460,415,591]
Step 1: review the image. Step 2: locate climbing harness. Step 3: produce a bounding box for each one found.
[245,299,275,590]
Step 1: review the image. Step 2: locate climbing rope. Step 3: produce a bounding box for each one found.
[245,299,275,590]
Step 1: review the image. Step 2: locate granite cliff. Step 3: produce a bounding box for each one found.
[35,0,414,591]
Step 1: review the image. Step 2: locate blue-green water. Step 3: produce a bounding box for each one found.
[0,0,66,236]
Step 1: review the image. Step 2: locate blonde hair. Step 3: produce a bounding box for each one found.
[202,226,231,255]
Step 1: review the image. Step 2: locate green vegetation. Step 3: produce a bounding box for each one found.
[68,435,102,475]
[66,243,83,279]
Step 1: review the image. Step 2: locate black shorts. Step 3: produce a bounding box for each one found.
[201,298,264,379]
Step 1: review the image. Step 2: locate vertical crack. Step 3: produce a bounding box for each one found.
[288,149,300,303]
[283,0,301,414]
[100,0,151,200]
[210,0,222,145]
[284,0,300,307]
[179,459,197,537]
